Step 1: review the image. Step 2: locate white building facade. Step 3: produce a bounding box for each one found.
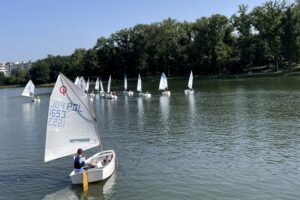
[0,61,32,76]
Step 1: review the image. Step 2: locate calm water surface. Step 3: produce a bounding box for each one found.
[1,77,300,200]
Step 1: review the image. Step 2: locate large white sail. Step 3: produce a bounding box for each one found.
[85,78,90,92]
[95,77,100,91]
[107,75,111,94]
[22,80,35,97]
[124,74,128,91]
[188,71,193,89]
[137,74,142,92]
[44,73,100,162]
[100,77,104,92]
[159,73,168,90]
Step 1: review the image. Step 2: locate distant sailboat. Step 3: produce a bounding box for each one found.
[86,78,95,100]
[105,75,117,99]
[75,77,86,92]
[44,73,116,184]
[184,71,194,95]
[124,74,134,96]
[21,80,40,102]
[95,77,100,92]
[85,78,90,93]
[99,77,105,97]
[137,73,151,97]
[159,72,170,96]
[74,77,80,85]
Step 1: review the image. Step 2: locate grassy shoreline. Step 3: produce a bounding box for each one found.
[1,70,300,89]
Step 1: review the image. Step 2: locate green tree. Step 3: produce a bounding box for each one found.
[280,5,298,68]
[0,72,6,85]
[29,60,50,84]
[251,0,285,71]
[231,4,255,71]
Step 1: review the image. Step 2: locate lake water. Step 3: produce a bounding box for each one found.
[1,77,300,200]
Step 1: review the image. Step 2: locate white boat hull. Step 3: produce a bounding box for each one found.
[124,91,134,96]
[162,91,171,96]
[100,91,106,97]
[139,92,151,97]
[69,150,116,184]
[184,89,194,95]
[105,93,118,99]
[33,97,40,102]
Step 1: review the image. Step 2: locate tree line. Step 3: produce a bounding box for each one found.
[1,0,300,86]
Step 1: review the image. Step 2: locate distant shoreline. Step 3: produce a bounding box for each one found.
[2,70,300,89]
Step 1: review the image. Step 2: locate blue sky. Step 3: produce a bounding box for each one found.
[0,0,267,62]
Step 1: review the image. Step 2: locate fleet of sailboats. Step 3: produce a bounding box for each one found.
[44,73,116,184]
[64,72,194,100]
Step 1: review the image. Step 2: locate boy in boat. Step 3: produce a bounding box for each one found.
[74,148,94,173]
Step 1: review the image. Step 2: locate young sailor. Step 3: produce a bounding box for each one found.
[74,148,85,173]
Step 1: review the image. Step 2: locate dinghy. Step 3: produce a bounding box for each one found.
[21,80,40,102]
[184,71,194,95]
[105,75,117,99]
[99,77,106,97]
[44,73,116,184]
[137,73,151,97]
[159,73,170,96]
[123,74,134,96]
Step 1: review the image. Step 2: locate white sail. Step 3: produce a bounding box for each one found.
[74,77,79,85]
[100,78,104,92]
[75,77,86,92]
[22,80,35,97]
[81,77,87,92]
[44,73,100,162]
[85,78,90,92]
[95,77,100,91]
[107,75,111,94]
[159,73,168,90]
[137,74,142,92]
[124,74,128,91]
[188,71,193,89]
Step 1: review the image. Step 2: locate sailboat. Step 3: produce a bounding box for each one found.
[99,77,106,97]
[184,71,194,95]
[85,78,90,93]
[86,78,95,100]
[159,72,171,96]
[95,77,100,92]
[44,73,116,184]
[105,75,117,99]
[123,74,134,96]
[75,77,86,92]
[21,80,40,102]
[137,73,151,97]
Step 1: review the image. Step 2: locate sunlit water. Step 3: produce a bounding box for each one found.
[1,77,300,200]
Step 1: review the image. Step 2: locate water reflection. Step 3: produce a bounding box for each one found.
[187,94,195,122]
[137,97,144,128]
[159,96,170,132]
[43,172,116,200]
